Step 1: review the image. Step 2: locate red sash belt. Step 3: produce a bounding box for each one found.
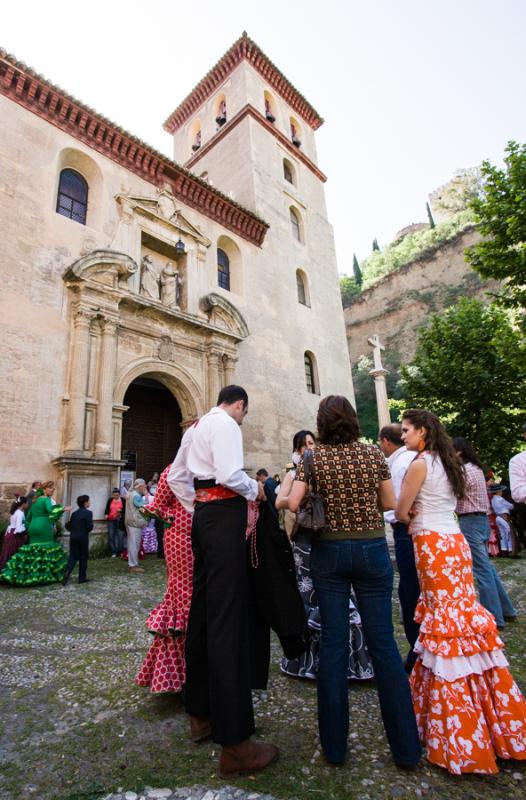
[194,486,238,503]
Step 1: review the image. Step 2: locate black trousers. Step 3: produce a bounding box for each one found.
[184,496,255,746]
[392,522,420,656]
[66,533,89,581]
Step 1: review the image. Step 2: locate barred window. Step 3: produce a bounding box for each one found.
[217,248,230,291]
[305,353,316,393]
[290,207,301,242]
[56,169,88,225]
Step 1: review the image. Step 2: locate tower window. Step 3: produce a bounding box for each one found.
[304,352,317,394]
[296,270,307,305]
[290,207,302,242]
[56,168,88,225]
[283,159,294,184]
[217,248,230,291]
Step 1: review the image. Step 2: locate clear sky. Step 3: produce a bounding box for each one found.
[3,0,525,273]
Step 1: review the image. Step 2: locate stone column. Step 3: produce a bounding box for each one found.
[370,368,391,430]
[94,317,119,456]
[64,309,94,453]
[207,351,221,408]
[222,355,237,386]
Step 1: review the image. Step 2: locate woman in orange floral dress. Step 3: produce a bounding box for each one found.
[396,408,526,775]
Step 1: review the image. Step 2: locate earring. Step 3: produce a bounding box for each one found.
[417,438,426,452]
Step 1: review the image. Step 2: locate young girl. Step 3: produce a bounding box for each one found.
[0,497,28,571]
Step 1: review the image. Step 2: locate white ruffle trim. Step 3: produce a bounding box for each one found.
[415,642,509,681]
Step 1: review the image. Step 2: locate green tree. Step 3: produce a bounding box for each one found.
[466,141,526,316]
[340,274,362,307]
[372,238,380,251]
[397,297,526,472]
[353,254,363,287]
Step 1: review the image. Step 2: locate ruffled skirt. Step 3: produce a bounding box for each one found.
[0,542,67,586]
[411,529,526,774]
[135,499,193,693]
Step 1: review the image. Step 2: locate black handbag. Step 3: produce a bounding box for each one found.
[294,449,326,537]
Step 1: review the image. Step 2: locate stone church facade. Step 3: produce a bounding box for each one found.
[0,33,353,520]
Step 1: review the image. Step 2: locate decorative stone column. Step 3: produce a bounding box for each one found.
[222,354,237,386]
[368,334,391,431]
[207,350,221,408]
[370,368,391,429]
[64,309,94,453]
[94,316,119,456]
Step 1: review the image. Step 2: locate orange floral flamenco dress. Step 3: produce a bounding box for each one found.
[409,452,526,775]
[135,466,193,693]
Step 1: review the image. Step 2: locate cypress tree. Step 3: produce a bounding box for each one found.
[372,238,380,251]
[353,254,363,286]
[426,202,436,229]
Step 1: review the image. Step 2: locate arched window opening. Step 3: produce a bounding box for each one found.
[217,248,230,291]
[296,270,307,305]
[264,91,276,123]
[56,168,88,225]
[215,94,227,127]
[290,207,301,242]
[304,352,317,394]
[190,118,202,153]
[290,118,301,148]
[283,159,295,185]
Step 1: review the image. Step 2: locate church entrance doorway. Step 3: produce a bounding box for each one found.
[121,377,182,481]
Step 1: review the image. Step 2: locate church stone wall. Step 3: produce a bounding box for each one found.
[0,49,353,514]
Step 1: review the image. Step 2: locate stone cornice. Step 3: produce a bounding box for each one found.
[163,31,324,133]
[0,47,269,247]
[185,105,327,183]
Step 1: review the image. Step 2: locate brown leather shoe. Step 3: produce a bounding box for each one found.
[219,738,280,776]
[190,714,212,743]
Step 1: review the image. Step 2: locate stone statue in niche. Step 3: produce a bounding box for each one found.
[140,255,160,300]
[160,261,183,308]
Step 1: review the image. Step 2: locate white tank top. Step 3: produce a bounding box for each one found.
[410,452,461,534]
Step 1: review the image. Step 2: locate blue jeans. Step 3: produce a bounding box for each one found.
[107,519,124,555]
[310,537,421,767]
[458,514,516,626]
[392,522,421,658]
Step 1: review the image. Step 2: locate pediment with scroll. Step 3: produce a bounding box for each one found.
[116,187,211,247]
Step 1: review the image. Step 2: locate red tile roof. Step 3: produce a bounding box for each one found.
[0,47,269,247]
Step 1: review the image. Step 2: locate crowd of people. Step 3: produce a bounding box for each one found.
[1,387,526,779]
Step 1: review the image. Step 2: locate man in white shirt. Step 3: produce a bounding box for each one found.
[378,424,420,672]
[168,385,278,777]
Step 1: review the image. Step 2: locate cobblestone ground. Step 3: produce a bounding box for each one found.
[0,553,525,800]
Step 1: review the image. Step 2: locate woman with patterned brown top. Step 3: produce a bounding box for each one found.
[281,395,421,770]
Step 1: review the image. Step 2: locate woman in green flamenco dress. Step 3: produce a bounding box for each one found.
[1,481,70,586]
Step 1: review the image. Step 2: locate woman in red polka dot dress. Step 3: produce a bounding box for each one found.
[135,465,194,693]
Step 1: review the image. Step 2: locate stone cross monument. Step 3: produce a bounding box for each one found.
[368,334,391,430]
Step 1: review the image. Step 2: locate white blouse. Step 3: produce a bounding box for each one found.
[8,509,26,534]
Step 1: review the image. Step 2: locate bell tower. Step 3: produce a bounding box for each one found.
[163,33,355,465]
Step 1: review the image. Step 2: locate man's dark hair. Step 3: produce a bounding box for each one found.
[217,385,248,408]
[77,494,90,507]
[256,468,269,478]
[379,423,403,447]
[317,395,361,444]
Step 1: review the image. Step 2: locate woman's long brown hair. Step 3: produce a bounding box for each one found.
[402,408,465,499]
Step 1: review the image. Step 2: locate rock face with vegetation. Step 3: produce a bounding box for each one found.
[343,227,498,439]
